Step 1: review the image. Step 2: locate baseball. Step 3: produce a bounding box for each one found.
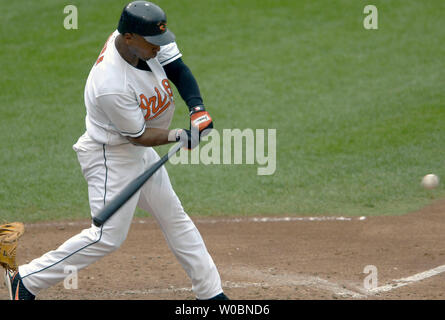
[421,174,439,190]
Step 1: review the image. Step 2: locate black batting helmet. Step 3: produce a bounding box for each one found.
[117,1,175,46]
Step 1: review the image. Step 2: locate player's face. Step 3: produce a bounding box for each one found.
[126,33,161,61]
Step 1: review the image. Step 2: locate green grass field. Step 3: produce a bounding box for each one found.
[1,0,444,222]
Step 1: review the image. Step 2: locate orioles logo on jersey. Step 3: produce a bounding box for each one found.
[158,22,166,32]
[139,79,173,121]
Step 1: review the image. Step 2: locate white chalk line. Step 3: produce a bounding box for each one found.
[194,216,367,224]
[364,264,445,295]
[25,216,367,229]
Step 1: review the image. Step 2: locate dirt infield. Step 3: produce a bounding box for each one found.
[3,199,445,300]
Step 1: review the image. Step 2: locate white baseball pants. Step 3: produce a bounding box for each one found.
[19,133,222,299]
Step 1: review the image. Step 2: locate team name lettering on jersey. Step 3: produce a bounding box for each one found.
[139,79,174,121]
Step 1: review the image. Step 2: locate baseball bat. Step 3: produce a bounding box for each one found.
[92,141,183,227]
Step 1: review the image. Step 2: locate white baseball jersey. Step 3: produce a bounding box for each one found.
[83,30,182,146]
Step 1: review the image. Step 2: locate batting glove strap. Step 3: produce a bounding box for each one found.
[189,105,206,116]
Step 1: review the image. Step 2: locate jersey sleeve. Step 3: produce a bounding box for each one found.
[157,42,183,66]
[96,93,146,138]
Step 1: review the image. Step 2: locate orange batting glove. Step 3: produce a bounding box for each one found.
[189,105,213,134]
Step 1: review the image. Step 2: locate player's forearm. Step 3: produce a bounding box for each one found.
[163,58,203,110]
[127,127,172,147]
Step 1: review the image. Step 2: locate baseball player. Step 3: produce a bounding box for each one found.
[4,1,228,300]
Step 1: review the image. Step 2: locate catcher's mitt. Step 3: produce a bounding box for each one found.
[0,222,24,271]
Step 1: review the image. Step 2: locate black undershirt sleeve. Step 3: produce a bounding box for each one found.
[163,58,203,110]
